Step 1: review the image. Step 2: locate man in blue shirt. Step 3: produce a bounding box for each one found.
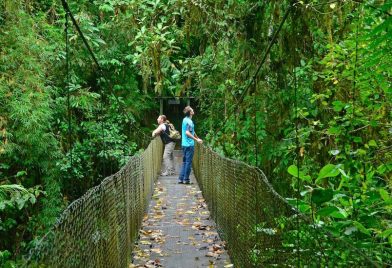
[178,106,202,184]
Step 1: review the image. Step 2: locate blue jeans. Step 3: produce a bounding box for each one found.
[178,146,194,183]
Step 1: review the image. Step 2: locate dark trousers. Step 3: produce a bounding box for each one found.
[178,146,194,182]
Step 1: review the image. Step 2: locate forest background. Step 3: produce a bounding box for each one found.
[0,0,391,266]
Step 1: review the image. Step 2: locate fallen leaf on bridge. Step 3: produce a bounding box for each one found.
[150,248,162,254]
[206,252,219,258]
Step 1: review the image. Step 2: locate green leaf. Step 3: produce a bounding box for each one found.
[368,140,377,147]
[377,164,387,174]
[329,149,340,156]
[379,189,390,202]
[317,164,340,182]
[344,226,357,235]
[353,221,371,236]
[317,206,347,219]
[330,207,348,219]
[286,198,310,213]
[287,165,311,181]
[16,171,27,177]
[16,198,26,210]
[311,189,333,206]
[29,194,36,204]
[332,101,345,112]
[327,126,341,135]
[379,228,392,238]
[298,204,311,213]
[317,206,339,216]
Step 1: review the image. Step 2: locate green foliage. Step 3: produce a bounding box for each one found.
[0,0,391,265]
[0,0,155,262]
[178,0,392,264]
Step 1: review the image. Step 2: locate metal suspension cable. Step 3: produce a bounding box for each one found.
[253,79,258,168]
[61,0,99,67]
[295,3,380,266]
[65,12,73,165]
[201,1,382,266]
[252,76,260,260]
[293,38,300,268]
[291,9,322,266]
[237,5,293,105]
[352,6,359,121]
[60,0,151,143]
[210,3,293,137]
[100,84,107,175]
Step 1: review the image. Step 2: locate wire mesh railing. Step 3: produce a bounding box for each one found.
[193,143,387,267]
[27,138,163,268]
[26,138,389,267]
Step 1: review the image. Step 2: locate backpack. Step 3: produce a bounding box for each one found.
[167,123,181,140]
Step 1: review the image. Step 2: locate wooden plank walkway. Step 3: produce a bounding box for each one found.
[131,150,232,268]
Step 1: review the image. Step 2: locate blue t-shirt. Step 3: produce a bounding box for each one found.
[181,117,195,147]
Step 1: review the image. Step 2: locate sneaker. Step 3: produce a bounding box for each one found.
[184,181,192,185]
[178,181,184,184]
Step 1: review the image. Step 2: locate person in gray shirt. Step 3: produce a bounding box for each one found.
[152,115,176,176]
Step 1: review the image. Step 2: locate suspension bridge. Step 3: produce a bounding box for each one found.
[27,138,380,267]
[24,0,389,267]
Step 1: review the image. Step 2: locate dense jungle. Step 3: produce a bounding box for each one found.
[0,0,391,266]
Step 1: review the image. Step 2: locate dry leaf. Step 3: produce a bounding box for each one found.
[151,248,162,254]
[206,252,219,258]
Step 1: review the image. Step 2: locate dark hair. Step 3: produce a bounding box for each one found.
[183,106,192,117]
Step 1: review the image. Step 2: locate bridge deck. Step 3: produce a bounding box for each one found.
[132,150,232,268]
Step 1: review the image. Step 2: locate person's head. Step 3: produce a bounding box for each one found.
[183,106,194,117]
[157,115,167,124]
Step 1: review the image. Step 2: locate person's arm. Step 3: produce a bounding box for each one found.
[195,132,203,143]
[152,125,164,137]
[186,130,203,143]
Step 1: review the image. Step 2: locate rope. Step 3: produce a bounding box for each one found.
[253,76,260,261]
[237,5,293,105]
[293,39,301,268]
[253,78,258,168]
[65,12,73,165]
[210,3,293,137]
[100,85,107,176]
[60,0,151,144]
[61,0,99,67]
[352,10,359,119]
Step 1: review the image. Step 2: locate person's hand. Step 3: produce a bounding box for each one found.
[152,132,156,137]
[197,138,203,144]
